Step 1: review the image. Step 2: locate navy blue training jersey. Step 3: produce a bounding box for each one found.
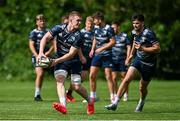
[112,32,130,63]
[94,24,115,56]
[49,24,82,59]
[29,28,49,53]
[132,28,159,63]
[80,28,94,57]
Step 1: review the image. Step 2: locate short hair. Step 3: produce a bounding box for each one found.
[93,11,104,20]
[112,21,120,26]
[61,14,69,23]
[69,11,81,18]
[36,14,45,21]
[131,13,144,22]
[86,16,93,23]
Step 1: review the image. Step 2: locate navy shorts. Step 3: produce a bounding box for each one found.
[91,55,113,68]
[112,59,128,72]
[131,57,156,82]
[82,57,92,71]
[54,59,81,75]
[32,56,39,67]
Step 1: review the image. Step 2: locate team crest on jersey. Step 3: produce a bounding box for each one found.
[58,33,63,37]
[102,30,107,35]
[84,34,89,38]
[67,36,75,42]
[141,37,146,43]
[37,33,42,38]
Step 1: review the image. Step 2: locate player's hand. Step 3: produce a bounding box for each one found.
[80,56,87,64]
[125,58,130,66]
[89,50,94,58]
[50,59,58,67]
[134,42,143,51]
[37,53,46,64]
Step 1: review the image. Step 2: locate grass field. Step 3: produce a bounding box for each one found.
[0,77,180,120]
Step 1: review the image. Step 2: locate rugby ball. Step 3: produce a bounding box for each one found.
[38,56,52,68]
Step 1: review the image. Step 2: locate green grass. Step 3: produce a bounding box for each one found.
[0,78,180,120]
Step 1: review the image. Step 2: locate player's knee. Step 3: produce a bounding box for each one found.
[56,75,65,83]
[71,74,81,85]
[89,73,96,80]
[112,76,116,82]
[105,74,111,81]
[54,70,67,83]
[72,84,81,91]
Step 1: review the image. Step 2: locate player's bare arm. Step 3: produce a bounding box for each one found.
[52,46,78,66]
[95,38,115,54]
[89,38,96,58]
[125,45,131,66]
[127,40,136,61]
[45,39,55,56]
[29,40,38,57]
[78,48,87,64]
[38,32,53,59]
[138,43,161,53]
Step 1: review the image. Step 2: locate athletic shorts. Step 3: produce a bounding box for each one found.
[54,59,81,75]
[32,56,40,67]
[131,57,156,82]
[91,55,113,68]
[112,59,128,72]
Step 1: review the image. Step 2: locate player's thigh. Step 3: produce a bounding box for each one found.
[112,71,119,81]
[123,66,138,82]
[89,66,99,77]
[104,67,112,76]
[35,67,44,76]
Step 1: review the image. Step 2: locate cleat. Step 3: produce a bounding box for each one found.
[105,103,117,111]
[34,95,43,101]
[87,102,94,115]
[82,99,88,103]
[53,102,67,114]
[123,95,128,102]
[66,94,76,103]
[135,101,144,112]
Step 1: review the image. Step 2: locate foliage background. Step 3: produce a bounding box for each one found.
[0,0,180,81]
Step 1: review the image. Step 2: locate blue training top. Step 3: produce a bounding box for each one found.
[112,32,131,63]
[29,28,50,54]
[80,28,94,58]
[49,24,82,60]
[94,24,115,56]
[131,28,159,63]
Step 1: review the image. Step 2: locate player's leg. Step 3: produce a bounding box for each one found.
[71,67,94,115]
[120,72,129,101]
[71,81,94,115]
[81,70,88,81]
[104,68,114,103]
[53,69,68,114]
[112,71,118,98]
[105,66,138,110]
[34,67,44,101]
[135,79,150,112]
[135,62,154,112]
[119,59,129,101]
[66,84,76,102]
[71,74,89,100]
[89,66,99,101]
[81,58,92,102]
